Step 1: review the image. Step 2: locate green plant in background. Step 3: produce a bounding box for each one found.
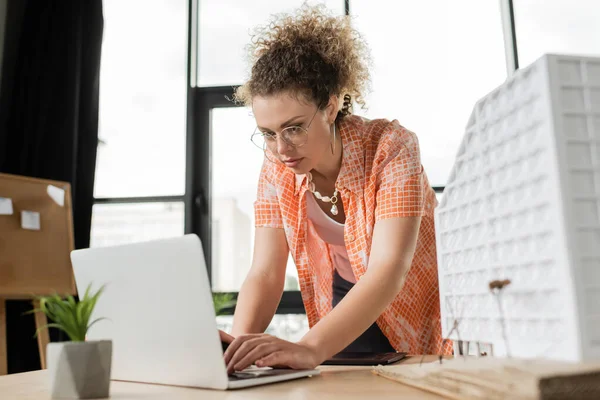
[27,284,107,342]
[212,292,236,316]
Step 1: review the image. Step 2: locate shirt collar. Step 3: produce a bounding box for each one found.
[294,173,306,195]
[293,115,365,196]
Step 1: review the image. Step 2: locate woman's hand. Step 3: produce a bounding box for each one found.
[223,333,322,374]
[219,329,235,345]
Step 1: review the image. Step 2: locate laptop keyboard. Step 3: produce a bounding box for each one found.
[229,369,299,381]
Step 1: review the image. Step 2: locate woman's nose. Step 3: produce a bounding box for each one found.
[276,135,293,155]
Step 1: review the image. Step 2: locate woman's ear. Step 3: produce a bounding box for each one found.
[326,95,340,123]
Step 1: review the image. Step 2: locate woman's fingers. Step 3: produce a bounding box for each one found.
[256,351,286,368]
[226,336,271,373]
[223,334,315,373]
[233,342,279,372]
[219,330,234,344]
[256,342,320,370]
[223,334,260,364]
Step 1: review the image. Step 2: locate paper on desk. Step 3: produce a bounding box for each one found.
[0,197,13,215]
[21,210,41,230]
[47,185,65,207]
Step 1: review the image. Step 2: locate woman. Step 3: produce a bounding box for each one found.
[221,5,451,374]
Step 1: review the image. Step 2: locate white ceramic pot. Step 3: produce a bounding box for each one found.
[46,340,112,399]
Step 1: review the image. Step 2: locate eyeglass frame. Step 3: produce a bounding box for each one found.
[250,105,322,152]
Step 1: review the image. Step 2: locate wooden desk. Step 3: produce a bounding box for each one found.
[0,356,446,399]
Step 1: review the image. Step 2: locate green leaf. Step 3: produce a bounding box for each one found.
[66,295,77,308]
[35,323,80,342]
[83,283,92,302]
[34,323,63,338]
[76,302,86,340]
[29,283,105,342]
[87,317,108,333]
[212,292,237,316]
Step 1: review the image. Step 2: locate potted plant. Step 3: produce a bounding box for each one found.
[31,284,111,399]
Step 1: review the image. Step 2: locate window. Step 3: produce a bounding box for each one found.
[199,1,346,296]
[351,0,507,187]
[91,0,188,247]
[217,314,309,342]
[210,108,260,291]
[90,202,184,248]
[198,1,512,312]
[197,0,345,87]
[513,0,600,67]
[91,1,517,324]
[210,107,301,292]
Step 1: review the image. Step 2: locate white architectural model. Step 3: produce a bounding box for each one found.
[435,54,600,362]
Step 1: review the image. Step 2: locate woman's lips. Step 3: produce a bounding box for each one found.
[282,157,303,167]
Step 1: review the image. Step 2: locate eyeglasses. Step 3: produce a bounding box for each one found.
[250,107,320,156]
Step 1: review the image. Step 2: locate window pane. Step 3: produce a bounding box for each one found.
[94,0,187,198]
[435,191,444,204]
[514,0,600,67]
[217,315,309,342]
[352,1,507,186]
[210,107,299,292]
[90,202,184,248]
[197,0,344,86]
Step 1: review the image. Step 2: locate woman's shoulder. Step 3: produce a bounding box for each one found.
[342,114,420,160]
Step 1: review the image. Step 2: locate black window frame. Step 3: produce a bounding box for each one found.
[187,86,307,314]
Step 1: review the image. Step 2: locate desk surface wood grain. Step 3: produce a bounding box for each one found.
[0,355,447,399]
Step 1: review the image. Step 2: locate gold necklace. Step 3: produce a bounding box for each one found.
[306,171,339,215]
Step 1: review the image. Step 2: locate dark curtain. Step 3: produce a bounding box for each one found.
[0,0,103,373]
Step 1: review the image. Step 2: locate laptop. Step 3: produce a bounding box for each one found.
[70,234,320,390]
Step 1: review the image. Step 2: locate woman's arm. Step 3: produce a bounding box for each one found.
[223,216,420,372]
[298,216,420,359]
[231,226,289,336]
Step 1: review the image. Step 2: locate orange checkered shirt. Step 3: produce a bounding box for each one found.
[254,114,452,355]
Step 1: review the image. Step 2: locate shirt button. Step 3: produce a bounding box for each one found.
[347,234,355,242]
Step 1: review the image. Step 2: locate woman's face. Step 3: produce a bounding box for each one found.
[252,92,337,174]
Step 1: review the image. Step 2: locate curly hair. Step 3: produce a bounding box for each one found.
[233,4,371,117]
